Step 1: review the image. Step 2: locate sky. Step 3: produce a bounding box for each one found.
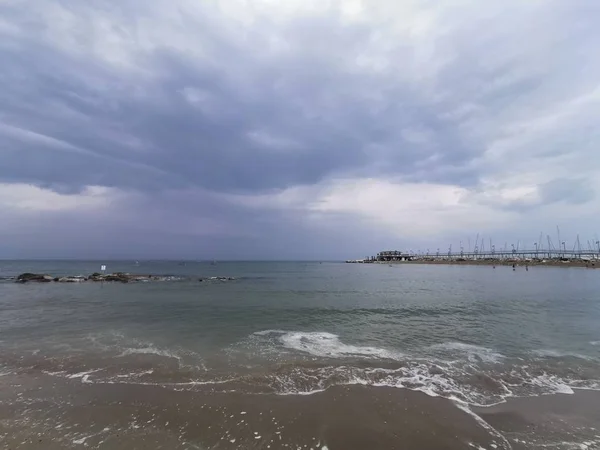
[1,0,599,260]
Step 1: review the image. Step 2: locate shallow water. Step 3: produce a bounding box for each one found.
[1,261,599,449]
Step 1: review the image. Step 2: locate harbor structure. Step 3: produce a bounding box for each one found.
[346,233,600,264]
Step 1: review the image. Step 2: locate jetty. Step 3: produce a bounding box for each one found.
[347,232,600,267]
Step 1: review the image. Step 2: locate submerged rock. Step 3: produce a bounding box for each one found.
[56,276,86,283]
[199,276,236,282]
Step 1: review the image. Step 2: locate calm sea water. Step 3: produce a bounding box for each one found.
[1,261,600,448]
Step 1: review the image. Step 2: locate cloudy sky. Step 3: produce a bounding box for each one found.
[1,0,599,259]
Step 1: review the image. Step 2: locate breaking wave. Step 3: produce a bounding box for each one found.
[240,330,600,405]
[253,330,403,360]
[17,329,600,411]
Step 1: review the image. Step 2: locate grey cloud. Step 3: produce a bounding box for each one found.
[539,178,595,206]
[0,192,390,260]
[0,0,490,195]
[1,0,599,258]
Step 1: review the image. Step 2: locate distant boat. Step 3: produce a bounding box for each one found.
[134,261,140,266]
[210,260,217,266]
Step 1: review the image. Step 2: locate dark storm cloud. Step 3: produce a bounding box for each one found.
[0,0,486,196]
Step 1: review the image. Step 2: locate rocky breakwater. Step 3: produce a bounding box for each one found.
[15,272,177,284]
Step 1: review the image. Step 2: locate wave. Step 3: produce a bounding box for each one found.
[260,362,600,407]
[40,357,599,406]
[527,373,574,395]
[242,331,600,403]
[84,332,207,371]
[428,342,505,364]
[252,330,402,360]
[531,349,594,361]
[25,329,600,412]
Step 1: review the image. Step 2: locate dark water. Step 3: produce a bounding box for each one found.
[1,261,600,449]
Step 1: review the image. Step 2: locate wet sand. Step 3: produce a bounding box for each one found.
[0,371,499,450]
[2,370,599,450]
[474,391,600,449]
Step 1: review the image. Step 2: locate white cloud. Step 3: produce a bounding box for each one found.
[226,178,509,236]
[224,173,600,248]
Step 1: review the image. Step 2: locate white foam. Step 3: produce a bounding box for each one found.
[267,358,600,408]
[253,330,288,336]
[529,374,574,395]
[67,369,102,380]
[259,331,401,360]
[118,347,182,361]
[429,342,505,364]
[590,341,600,346]
[277,388,327,396]
[115,369,154,379]
[270,363,494,405]
[43,370,67,376]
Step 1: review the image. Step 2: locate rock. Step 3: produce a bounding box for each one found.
[129,275,152,282]
[103,274,129,283]
[16,271,181,284]
[16,273,53,283]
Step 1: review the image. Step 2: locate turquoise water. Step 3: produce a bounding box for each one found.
[1,260,599,404]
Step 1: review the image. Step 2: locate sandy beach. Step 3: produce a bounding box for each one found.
[2,368,599,450]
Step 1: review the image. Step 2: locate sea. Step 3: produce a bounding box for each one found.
[1,261,599,450]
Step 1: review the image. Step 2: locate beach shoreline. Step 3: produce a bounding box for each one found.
[2,368,599,450]
[2,260,599,450]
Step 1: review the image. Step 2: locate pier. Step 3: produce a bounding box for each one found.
[347,232,600,265]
